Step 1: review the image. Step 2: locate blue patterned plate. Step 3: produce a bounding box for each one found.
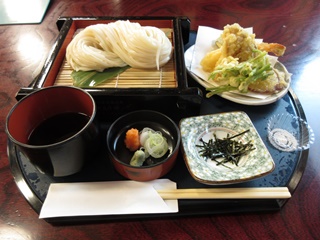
[179,111,275,185]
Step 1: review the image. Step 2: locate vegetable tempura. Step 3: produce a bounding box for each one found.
[201,23,288,97]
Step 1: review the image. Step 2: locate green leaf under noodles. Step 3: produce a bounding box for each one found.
[71,66,131,87]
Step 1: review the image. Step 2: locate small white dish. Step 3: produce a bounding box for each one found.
[179,111,275,185]
[184,45,291,106]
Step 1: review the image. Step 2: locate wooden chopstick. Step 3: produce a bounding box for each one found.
[157,187,291,200]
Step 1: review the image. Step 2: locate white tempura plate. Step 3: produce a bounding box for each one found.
[185,45,291,106]
[179,111,275,185]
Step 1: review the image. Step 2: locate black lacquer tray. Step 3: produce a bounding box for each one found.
[7,25,309,224]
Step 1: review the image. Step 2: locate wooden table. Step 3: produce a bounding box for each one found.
[1,0,319,239]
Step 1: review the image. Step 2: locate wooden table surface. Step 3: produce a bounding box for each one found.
[1,0,319,239]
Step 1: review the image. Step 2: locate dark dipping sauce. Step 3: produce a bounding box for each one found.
[28,112,90,145]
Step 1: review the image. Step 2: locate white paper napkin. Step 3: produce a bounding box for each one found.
[39,179,178,218]
[190,26,274,100]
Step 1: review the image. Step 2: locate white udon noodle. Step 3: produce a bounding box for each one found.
[66,20,173,72]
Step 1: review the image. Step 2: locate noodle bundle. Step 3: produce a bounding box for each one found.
[66,20,173,72]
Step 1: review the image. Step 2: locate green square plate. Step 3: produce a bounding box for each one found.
[179,111,275,185]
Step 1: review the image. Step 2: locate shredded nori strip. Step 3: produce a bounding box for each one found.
[196,130,255,168]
